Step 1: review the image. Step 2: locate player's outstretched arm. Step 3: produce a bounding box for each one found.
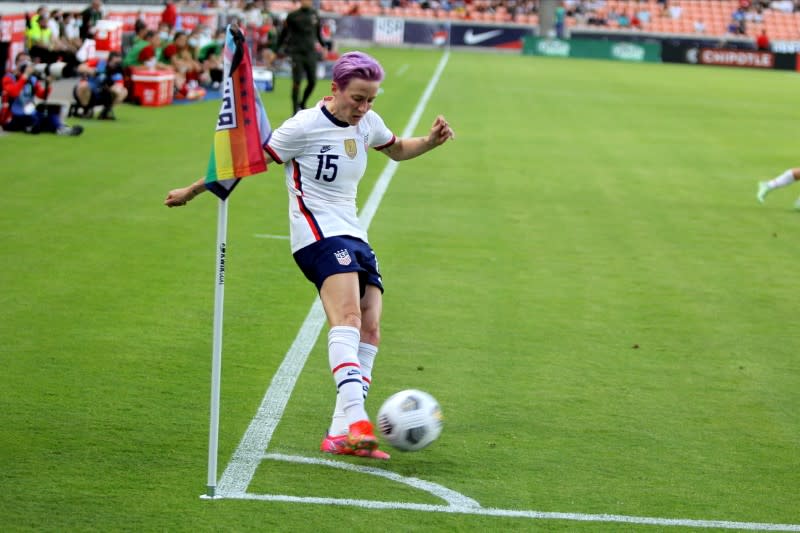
[382,115,455,162]
[164,177,207,207]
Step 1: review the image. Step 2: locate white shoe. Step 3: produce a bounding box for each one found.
[757,181,770,203]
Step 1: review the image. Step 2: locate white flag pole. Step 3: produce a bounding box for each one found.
[204,197,228,499]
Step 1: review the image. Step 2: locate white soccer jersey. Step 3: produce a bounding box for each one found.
[265,104,396,253]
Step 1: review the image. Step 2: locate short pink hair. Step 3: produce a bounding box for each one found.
[332,51,385,90]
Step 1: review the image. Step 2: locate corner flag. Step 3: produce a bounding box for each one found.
[204,24,271,200]
[203,24,271,499]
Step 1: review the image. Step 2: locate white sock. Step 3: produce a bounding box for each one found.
[358,342,378,398]
[327,326,368,427]
[328,342,379,436]
[328,393,348,436]
[767,170,796,190]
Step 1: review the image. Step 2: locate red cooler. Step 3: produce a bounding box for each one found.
[94,20,122,53]
[131,69,175,107]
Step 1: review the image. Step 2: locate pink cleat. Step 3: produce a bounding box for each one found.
[347,419,379,452]
[320,432,390,460]
[320,433,349,453]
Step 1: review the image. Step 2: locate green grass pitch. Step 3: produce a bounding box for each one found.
[1,47,798,531]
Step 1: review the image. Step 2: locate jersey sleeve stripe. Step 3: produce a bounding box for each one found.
[373,134,397,151]
[264,144,283,164]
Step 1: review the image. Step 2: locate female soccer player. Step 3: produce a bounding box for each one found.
[165,51,455,459]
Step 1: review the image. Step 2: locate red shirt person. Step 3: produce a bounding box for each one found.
[161,0,178,30]
[756,29,770,51]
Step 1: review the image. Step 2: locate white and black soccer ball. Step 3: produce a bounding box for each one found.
[377,389,443,451]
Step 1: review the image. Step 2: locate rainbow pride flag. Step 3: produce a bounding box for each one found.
[204,25,271,200]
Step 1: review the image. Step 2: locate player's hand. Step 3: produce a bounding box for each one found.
[164,186,195,207]
[427,115,455,147]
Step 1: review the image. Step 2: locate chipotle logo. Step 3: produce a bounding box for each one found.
[699,49,774,68]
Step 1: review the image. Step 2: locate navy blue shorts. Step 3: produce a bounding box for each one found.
[293,235,384,296]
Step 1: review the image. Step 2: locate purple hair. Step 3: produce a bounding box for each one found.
[332,51,385,90]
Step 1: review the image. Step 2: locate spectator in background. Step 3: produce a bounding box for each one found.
[630,11,641,29]
[123,20,150,68]
[746,3,764,23]
[757,168,800,209]
[136,31,170,70]
[46,9,81,69]
[81,0,104,41]
[242,1,266,66]
[24,9,76,77]
[161,0,178,31]
[197,28,225,88]
[135,9,147,28]
[157,21,174,44]
[1,52,82,135]
[554,1,566,38]
[46,9,63,43]
[636,6,651,24]
[756,28,770,50]
[256,15,278,67]
[320,17,336,54]
[63,12,83,50]
[732,6,747,34]
[26,9,53,59]
[187,24,213,51]
[73,51,127,119]
[243,1,264,29]
[161,31,206,99]
[276,0,328,114]
[693,19,706,33]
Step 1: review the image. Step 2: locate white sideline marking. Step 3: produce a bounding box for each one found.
[216,50,451,498]
[253,233,290,240]
[235,492,800,532]
[264,453,480,509]
[212,51,800,532]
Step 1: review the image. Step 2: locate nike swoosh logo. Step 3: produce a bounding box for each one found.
[320,145,332,153]
[464,29,503,45]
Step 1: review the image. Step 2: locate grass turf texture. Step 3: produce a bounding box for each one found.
[1,47,798,531]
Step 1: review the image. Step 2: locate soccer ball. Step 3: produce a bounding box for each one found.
[377,389,443,451]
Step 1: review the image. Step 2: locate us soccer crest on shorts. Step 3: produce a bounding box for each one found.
[334,249,352,266]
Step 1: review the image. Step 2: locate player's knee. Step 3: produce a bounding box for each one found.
[336,310,361,330]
